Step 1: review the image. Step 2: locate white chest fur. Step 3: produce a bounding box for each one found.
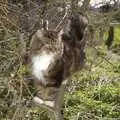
[32,54,54,83]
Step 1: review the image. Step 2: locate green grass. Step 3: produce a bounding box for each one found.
[63,43,120,120]
[114,25,120,46]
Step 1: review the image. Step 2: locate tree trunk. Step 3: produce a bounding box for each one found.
[105,26,114,49]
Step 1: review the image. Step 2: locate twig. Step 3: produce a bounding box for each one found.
[87,43,115,67]
[55,4,70,31]
[0,39,11,44]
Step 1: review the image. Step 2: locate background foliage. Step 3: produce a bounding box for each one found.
[0,0,120,120]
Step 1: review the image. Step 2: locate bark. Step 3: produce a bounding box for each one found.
[106,26,114,49]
